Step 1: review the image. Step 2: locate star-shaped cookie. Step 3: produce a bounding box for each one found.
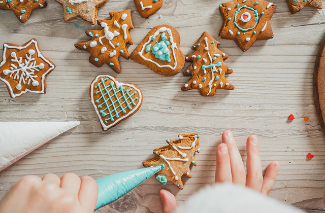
[55,0,109,24]
[75,10,134,73]
[0,39,56,98]
[0,0,47,23]
[287,0,322,14]
[219,0,276,51]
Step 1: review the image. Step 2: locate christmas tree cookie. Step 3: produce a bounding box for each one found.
[219,0,276,51]
[287,0,322,14]
[130,25,185,76]
[182,32,235,97]
[55,0,108,24]
[0,39,56,98]
[0,0,47,23]
[143,133,200,189]
[90,75,143,131]
[75,10,134,73]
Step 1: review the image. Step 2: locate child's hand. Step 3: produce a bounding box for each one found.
[0,173,98,213]
[160,130,280,213]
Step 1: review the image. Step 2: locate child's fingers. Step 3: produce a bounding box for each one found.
[246,135,263,192]
[78,176,98,211]
[159,189,177,213]
[215,143,232,183]
[261,161,279,196]
[222,130,246,185]
[60,173,81,195]
[42,174,61,186]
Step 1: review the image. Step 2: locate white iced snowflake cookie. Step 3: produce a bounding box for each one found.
[0,39,56,98]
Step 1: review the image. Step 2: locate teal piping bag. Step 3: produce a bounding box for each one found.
[95,164,164,210]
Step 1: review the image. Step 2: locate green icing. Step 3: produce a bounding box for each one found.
[95,34,99,37]
[253,31,256,34]
[167,139,170,143]
[155,175,167,185]
[116,43,120,47]
[197,55,201,59]
[86,9,90,12]
[95,79,138,123]
[211,41,215,44]
[215,76,219,81]
[191,161,195,164]
[197,134,200,138]
[95,165,164,210]
[202,77,206,82]
[20,10,26,14]
[151,34,156,41]
[155,151,158,154]
[228,17,231,20]
[213,57,217,61]
[254,1,258,5]
[202,62,222,69]
[83,45,87,49]
[94,58,99,62]
[186,70,189,73]
[120,50,124,54]
[151,32,171,62]
[236,3,239,7]
[197,43,200,46]
[153,0,158,2]
[145,44,152,52]
[89,32,93,37]
[65,7,72,14]
[234,5,259,32]
[110,63,114,66]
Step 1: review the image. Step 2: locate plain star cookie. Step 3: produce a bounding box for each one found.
[182,32,235,96]
[75,10,134,73]
[130,25,185,76]
[143,133,200,189]
[0,39,55,98]
[287,0,322,14]
[0,0,47,23]
[219,0,276,51]
[90,75,143,131]
[134,0,163,18]
[55,0,109,24]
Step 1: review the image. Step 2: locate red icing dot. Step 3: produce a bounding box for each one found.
[307,153,314,159]
[288,114,295,121]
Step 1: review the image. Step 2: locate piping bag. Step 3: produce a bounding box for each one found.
[95,164,165,210]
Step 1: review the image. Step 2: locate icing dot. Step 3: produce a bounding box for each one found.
[213,57,217,61]
[193,81,197,84]
[120,50,124,54]
[202,77,206,82]
[16,84,22,90]
[186,70,189,73]
[199,84,202,88]
[158,51,162,56]
[261,12,264,15]
[236,3,239,7]
[253,31,256,34]
[237,32,240,35]
[167,139,170,143]
[155,151,158,154]
[215,76,219,81]
[20,10,26,14]
[83,45,87,49]
[95,34,99,37]
[163,48,168,53]
[110,62,114,66]
[228,17,231,20]
[177,184,179,186]
[154,47,158,51]
[192,161,195,164]
[94,58,99,62]
[90,41,97,47]
[3,69,9,75]
[89,32,93,37]
[153,0,158,2]
[211,41,215,44]
[228,7,231,10]
[101,47,107,53]
[39,63,44,69]
[121,13,127,20]
[254,1,258,5]
[246,38,250,41]
[34,0,38,2]
[197,43,200,46]
[227,68,231,70]
[219,4,222,7]
[197,134,200,137]
[28,49,35,55]
[197,55,201,59]
[185,84,188,87]
[32,81,39,86]
[116,43,120,47]
[10,52,16,57]
[86,9,90,12]
[219,68,222,73]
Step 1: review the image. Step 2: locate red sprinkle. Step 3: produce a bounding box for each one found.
[288,114,295,121]
[307,153,314,159]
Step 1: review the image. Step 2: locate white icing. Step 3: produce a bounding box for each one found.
[178,135,198,150]
[194,66,197,69]
[219,68,222,73]
[222,53,226,57]
[122,24,128,40]
[261,22,267,32]
[193,81,197,84]
[90,75,142,131]
[267,2,273,8]
[240,12,251,22]
[121,13,127,20]
[214,54,220,57]
[199,84,202,88]
[228,7,231,10]
[179,135,183,139]
[171,145,187,157]
[229,29,233,35]
[0,1,4,3]
[101,47,107,53]
[246,38,250,41]
[220,82,223,88]
[184,84,188,87]
[140,1,153,10]
[226,83,229,85]
[0,40,55,98]
[69,0,88,5]
[114,20,120,28]
[203,58,207,63]
[243,0,247,2]
[99,22,120,48]
[110,50,116,57]
[138,27,178,70]
[192,55,196,58]
[205,47,209,51]
[160,154,188,181]
[90,41,97,47]
[20,0,23,2]
[214,84,216,86]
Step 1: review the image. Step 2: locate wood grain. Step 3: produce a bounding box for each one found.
[1,0,325,212]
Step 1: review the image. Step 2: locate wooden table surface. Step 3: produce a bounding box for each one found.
[1,0,325,212]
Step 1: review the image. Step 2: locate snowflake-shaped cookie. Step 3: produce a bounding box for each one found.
[75,10,134,73]
[219,0,276,51]
[287,0,322,14]
[55,0,108,24]
[0,39,55,98]
[0,0,47,23]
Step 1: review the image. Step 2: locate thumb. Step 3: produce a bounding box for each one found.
[160,189,177,213]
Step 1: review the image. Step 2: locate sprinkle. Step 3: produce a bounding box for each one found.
[288,114,295,121]
[219,4,222,7]
[228,7,231,10]
[65,7,72,14]
[202,77,206,82]
[261,12,264,15]
[228,17,231,20]
[197,55,201,59]
[197,134,200,138]
[213,57,217,61]
[116,43,120,47]
[307,153,314,159]
[192,161,195,164]
[177,184,179,186]
[89,32,93,37]
[120,50,124,54]
[254,1,258,5]
[236,3,239,7]
[304,117,309,121]
[83,45,86,49]
[94,58,99,62]
[155,151,158,154]
[110,62,114,66]
[253,31,257,34]
[95,34,99,37]
[211,41,215,44]
[215,76,219,81]
[34,0,38,2]
[237,32,240,35]
[20,10,26,14]
[186,70,189,73]
[86,9,90,12]
[227,68,231,71]
[197,43,200,46]
[167,139,170,143]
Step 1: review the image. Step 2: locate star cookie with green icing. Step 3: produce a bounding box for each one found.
[182,32,235,96]
[143,133,200,189]
[287,0,322,14]
[75,10,134,73]
[55,0,109,24]
[219,0,276,51]
[0,0,47,23]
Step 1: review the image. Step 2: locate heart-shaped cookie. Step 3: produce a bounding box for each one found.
[134,0,163,18]
[90,75,143,131]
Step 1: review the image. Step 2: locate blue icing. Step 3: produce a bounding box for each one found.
[146,44,152,52]
[155,175,167,185]
[95,165,164,210]
[151,32,171,62]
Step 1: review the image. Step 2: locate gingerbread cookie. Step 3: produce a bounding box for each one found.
[130,25,185,76]
[287,0,322,14]
[0,39,55,98]
[314,35,325,136]
[143,133,200,189]
[219,0,276,51]
[90,75,143,131]
[55,0,108,24]
[182,32,235,96]
[0,0,47,23]
[134,0,163,18]
[75,10,134,74]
